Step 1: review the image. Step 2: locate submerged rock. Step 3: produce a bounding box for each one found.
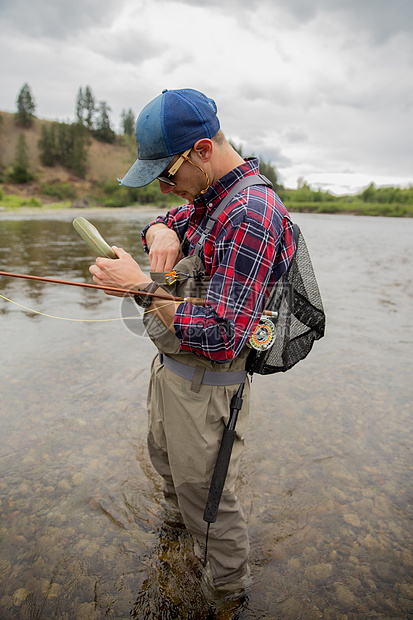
[304,563,334,582]
[334,583,357,607]
[12,588,28,606]
[343,513,361,528]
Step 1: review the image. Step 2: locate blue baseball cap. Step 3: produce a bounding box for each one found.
[119,88,220,188]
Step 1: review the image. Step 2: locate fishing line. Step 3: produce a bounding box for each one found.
[0,293,177,323]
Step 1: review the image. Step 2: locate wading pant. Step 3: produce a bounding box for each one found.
[146,353,250,587]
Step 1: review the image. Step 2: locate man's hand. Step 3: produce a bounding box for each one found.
[89,246,151,296]
[146,224,181,272]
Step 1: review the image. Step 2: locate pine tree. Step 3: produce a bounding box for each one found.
[68,123,89,177]
[56,122,72,164]
[15,83,36,128]
[83,86,96,130]
[37,121,89,178]
[120,108,135,137]
[94,101,115,143]
[75,87,85,125]
[9,133,33,183]
[38,124,56,166]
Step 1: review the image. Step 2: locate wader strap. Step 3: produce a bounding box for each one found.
[191,366,205,393]
[193,174,272,257]
[159,353,247,386]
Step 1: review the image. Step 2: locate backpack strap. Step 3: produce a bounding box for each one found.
[292,222,300,258]
[192,174,273,257]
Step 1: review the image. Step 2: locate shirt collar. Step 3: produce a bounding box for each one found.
[194,157,260,214]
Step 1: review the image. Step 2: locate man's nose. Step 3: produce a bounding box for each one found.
[158,180,174,194]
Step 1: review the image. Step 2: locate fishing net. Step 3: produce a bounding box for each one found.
[247,225,325,375]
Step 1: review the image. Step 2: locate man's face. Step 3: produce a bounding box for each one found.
[157,153,207,203]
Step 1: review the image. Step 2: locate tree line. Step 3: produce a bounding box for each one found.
[4,83,136,182]
[13,83,135,139]
[5,83,281,188]
[3,83,412,207]
[276,178,413,205]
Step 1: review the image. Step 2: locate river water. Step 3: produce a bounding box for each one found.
[0,209,412,619]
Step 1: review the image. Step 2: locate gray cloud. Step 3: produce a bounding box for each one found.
[286,0,413,41]
[176,0,413,41]
[0,0,129,38]
[88,28,163,65]
[283,129,309,144]
[1,0,411,193]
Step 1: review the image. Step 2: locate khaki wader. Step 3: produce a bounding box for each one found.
[143,255,251,587]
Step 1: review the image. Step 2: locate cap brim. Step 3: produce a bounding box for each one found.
[119,154,174,188]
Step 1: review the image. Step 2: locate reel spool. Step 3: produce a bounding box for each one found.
[247,316,276,351]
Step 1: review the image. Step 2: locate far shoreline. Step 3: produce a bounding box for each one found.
[0,199,412,218]
[0,204,165,217]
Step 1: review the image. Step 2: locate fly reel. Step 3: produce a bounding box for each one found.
[247,316,276,351]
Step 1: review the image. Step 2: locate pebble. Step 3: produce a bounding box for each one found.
[72,472,85,485]
[58,479,72,492]
[287,558,301,570]
[358,533,381,551]
[347,577,361,591]
[76,602,99,619]
[48,583,62,598]
[334,583,357,607]
[399,583,413,598]
[401,548,413,568]
[343,513,361,528]
[372,561,394,582]
[12,588,28,606]
[304,563,334,582]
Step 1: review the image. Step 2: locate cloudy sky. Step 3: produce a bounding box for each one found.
[1,0,412,194]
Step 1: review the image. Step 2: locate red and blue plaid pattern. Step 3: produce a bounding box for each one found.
[142,158,296,362]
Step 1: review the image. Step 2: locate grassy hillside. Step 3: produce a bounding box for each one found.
[0,111,181,209]
[1,112,134,191]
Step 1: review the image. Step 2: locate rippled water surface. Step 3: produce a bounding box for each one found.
[0,209,412,619]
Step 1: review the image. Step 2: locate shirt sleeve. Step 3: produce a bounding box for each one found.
[141,204,193,253]
[174,217,279,362]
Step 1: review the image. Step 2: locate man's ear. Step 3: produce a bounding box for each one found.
[193,139,213,162]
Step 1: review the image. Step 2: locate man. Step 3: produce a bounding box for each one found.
[89,88,295,594]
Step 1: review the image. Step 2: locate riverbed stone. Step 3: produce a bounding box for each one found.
[72,472,85,485]
[76,601,99,619]
[304,563,333,582]
[347,576,361,591]
[372,561,394,582]
[334,583,357,607]
[358,533,381,551]
[287,557,301,571]
[401,548,413,568]
[399,583,413,598]
[12,588,28,606]
[343,513,361,527]
[58,479,72,492]
[48,583,62,598]
[330,486,347,502]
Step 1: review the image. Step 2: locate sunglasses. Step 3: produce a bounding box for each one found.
[157,149,192,186]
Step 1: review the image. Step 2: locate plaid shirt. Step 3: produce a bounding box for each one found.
[141,158,295,362]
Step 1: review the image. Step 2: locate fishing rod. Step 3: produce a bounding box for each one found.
[0,270,204,306]
[0,270,278,318]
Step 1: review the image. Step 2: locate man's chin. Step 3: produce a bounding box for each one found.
[174,191,194,203]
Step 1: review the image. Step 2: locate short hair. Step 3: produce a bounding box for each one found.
[211,129,226,146]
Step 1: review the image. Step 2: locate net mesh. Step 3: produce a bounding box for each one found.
[247,226,325,374]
